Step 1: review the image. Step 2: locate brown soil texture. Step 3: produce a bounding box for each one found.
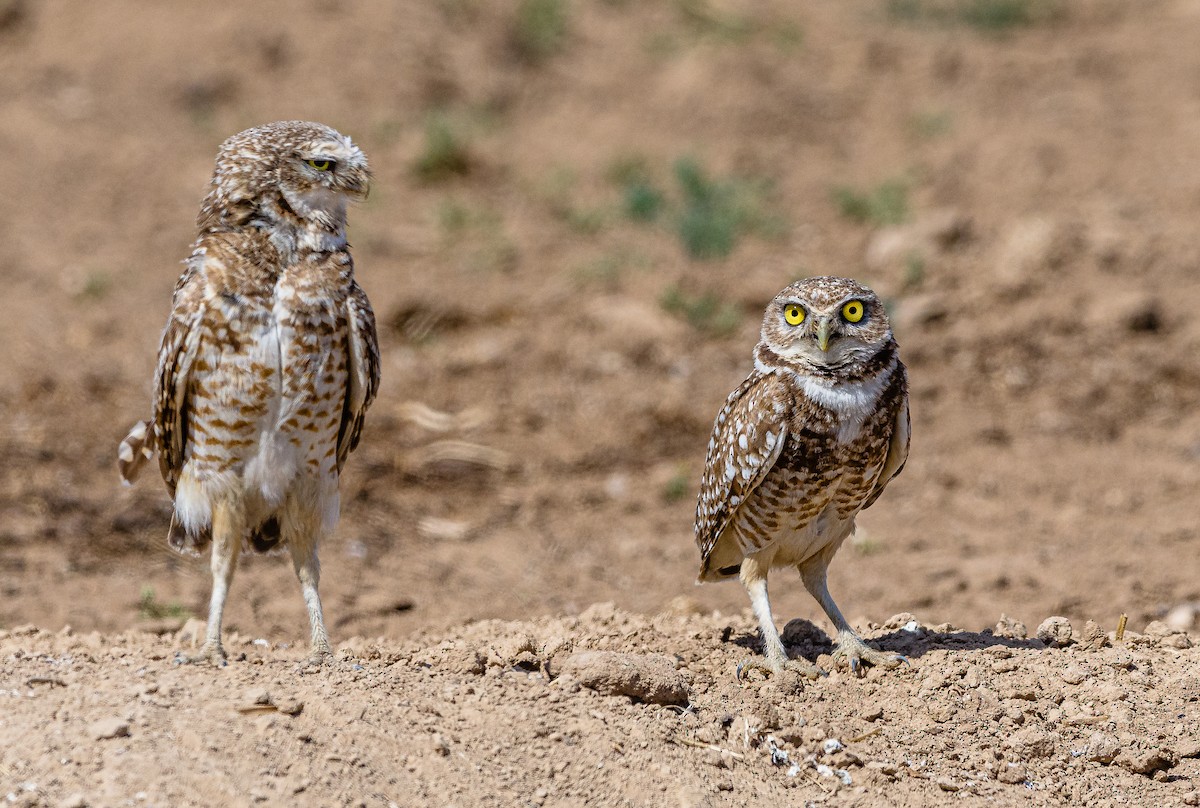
[2,1,1200,805]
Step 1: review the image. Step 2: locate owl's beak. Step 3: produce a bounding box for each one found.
[340,166,372,201]
[815,318,833,352]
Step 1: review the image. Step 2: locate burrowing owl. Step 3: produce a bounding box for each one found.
[117,121,380,666]
[695,276,910,678]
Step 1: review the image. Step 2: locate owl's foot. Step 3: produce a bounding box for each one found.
[831,633,908,675]
[175,642,228,667]
[299,644,335,669]
[736,656,824,682]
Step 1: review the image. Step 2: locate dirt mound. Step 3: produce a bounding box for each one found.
[2,607,1198,806]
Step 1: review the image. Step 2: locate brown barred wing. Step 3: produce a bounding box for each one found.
[694,371,790,577]
[336,278,380,473]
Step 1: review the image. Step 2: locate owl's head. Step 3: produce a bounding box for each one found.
[200,120,371,237]
[757,276,893,371]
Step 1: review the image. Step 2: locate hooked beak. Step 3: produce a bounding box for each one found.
[340,165,372,201]
[815,318,833,352]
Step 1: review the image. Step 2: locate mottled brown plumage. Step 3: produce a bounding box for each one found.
[118,121,380,666]
[695,276,909,678]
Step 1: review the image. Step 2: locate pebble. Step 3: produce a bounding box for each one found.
[994,615,1027,640]
[1036,617,1073,647]
[1086,732,1120,764]
[1061,666,1087,685]
[997,762,1027,784]
[559,651,690,706]
[1114,747,1177,776]
[90,718,130,740]
[859,705,884,722]
[1004,727,1057,759]
[936,776,959,792]
[1182,791,1199,806]
[1077,620,1108,650]
[59,796,87,808]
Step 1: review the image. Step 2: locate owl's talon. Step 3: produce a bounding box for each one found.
[736,656,823,682]
[832,635,907,675]
[175,643,228,667]
[300,648,335,669]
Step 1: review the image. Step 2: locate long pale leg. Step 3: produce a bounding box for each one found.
[799,549,905,674]
[736,554,822,680]
[289,532,333,664]
[180,502,241,666]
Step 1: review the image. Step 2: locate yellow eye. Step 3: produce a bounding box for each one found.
[842,300,865,323]
[783,304,805,326]
[307,159,332,171]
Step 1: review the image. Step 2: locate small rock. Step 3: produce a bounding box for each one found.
[1182,791,1198,806]
[995,614,1027,640]
[1077,620,1108,650]
[1176,738,1200,759]
[882,613,920,630]
[936,776,959,792]
[1036,617,1073,647]
[1114,746,1178,776]
[488,633,538,669]
[559,651,690,706]
[859,705,884,722]
[997,762,1027,784]
[1143,620,1193,648]
[1086,732,1120,764]
[431,734,451,757]
[1061,666,1087,685]
[59,796,87,808]
[1005,727,1057,759]
[91,718,130,740]
[244,688,271,706]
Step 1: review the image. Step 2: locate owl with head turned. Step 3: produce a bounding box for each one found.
[117,121,381,667]
[694,276,910,680]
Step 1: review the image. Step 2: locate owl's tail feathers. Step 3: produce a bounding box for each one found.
[118,420,156,485]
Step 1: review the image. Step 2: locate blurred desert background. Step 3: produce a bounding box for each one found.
[2,1,1200,805]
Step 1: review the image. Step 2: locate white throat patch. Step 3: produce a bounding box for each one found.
[798,363,895,443]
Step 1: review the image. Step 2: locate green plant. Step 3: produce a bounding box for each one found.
[512,0,569,62]
[138,587,189,621]
[909,109,953,140]
[832,179,909,226]
[674,157,759,260]
[904,252,926,290]
[77,271,111,301]
[677,0,753,42]
[623,180,665,222]
[662,467,692,503]
[608,155,665,222]
[413,112,472,182]
[960,0,1034,30]
[572,248,649,290]
[887,0,1053,32]
[660,284,742,337]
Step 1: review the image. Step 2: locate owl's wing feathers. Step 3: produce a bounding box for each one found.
[862,371,910,510]
[152,257,208,498]
[695,371,790,568]
[336,278,380,472]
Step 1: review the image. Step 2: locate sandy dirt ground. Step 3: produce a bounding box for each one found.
[2,0,1200,805]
